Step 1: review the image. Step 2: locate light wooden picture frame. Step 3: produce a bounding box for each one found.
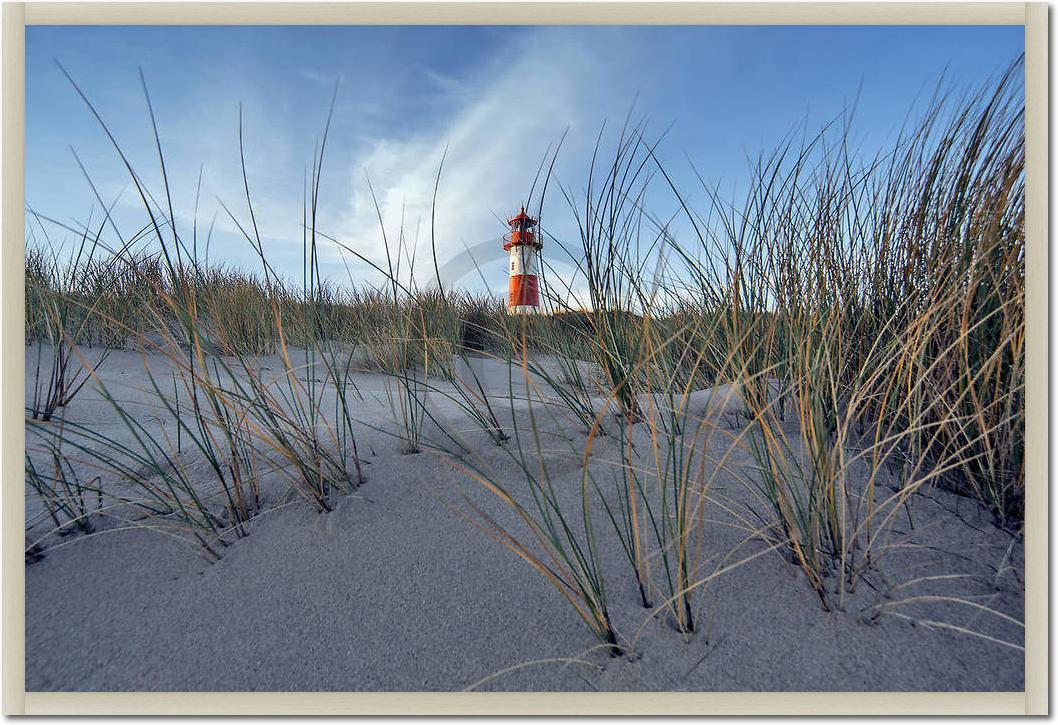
[3,2,1048,715]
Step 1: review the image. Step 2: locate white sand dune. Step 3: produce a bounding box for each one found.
[24,344,1024,691]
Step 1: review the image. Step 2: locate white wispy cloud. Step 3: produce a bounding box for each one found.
[330,28,618,289]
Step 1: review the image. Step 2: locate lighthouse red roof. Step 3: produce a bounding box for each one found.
[503,206,542,251]
[508,207,537,227]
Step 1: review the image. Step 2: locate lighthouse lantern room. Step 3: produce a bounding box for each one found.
[504,207,542,313]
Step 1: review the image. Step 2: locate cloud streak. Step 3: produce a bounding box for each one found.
[330,29,614,290]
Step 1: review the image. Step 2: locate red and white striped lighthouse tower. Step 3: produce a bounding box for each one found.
[504,207,542,313]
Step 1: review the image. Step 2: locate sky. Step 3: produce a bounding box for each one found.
[26,25,1023,300]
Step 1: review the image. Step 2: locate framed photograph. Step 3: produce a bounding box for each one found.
[3,1,1047,715]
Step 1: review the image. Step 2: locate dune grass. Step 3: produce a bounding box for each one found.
[24,58,1024,658]
[441,57,1024,644]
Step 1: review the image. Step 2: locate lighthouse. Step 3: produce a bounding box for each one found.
[504,207,542,313]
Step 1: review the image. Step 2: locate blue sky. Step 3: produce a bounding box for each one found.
[27,25,1023,298]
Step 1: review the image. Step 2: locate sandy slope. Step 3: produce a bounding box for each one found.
[24,344,1024,691]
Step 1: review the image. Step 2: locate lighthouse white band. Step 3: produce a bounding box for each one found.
[508,246,539,276]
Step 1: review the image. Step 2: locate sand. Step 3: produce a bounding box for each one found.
[24,343,1024,691]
